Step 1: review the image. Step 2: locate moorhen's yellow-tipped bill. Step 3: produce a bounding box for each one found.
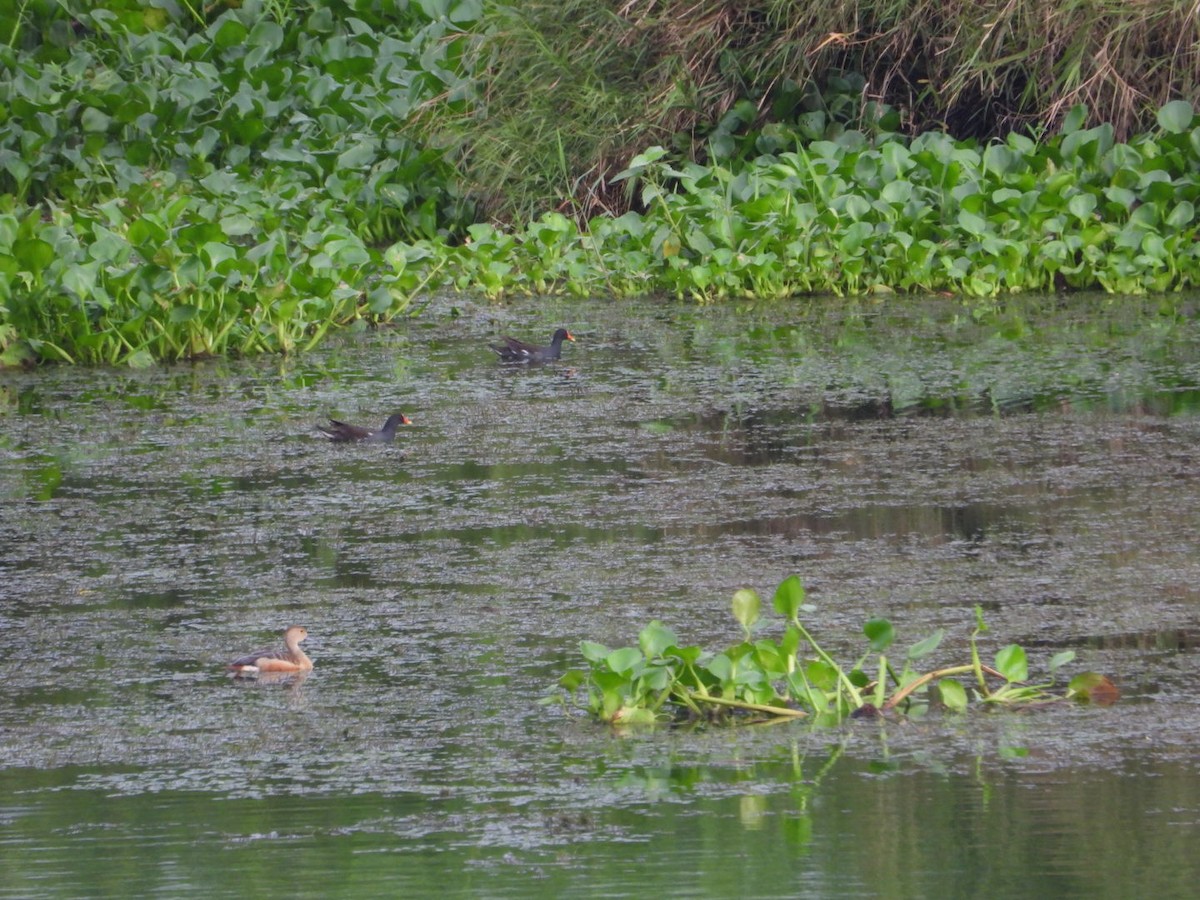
[317,412,411,443]
[227,625,313,675]
[491,328,575,363]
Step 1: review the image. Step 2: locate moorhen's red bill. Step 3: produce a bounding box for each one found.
[491,328,575,363]
[317,412,411,443]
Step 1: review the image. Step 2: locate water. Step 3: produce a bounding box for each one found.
[2,294,1200,897]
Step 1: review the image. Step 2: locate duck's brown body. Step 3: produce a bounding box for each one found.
[228,625,313,675]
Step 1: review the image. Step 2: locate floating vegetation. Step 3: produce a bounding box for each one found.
[549,575,1118,726]
[0,1,475,366]
[399,101,1200,303]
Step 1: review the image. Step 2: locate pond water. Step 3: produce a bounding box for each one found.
[2,294,1200,898]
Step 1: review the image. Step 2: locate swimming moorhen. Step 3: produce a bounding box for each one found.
[491,328,575,363]
[227,625,314,675]
[317,412,411,443]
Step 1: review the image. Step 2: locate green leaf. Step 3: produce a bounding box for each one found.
[667,644,702,665]
[805,659,838,691]
[1049,650,1076,674]
[994,644,1028,682]
[1062,104,1088,134]
[1166,201,1195,229]
[1068,193,1097,220]
[938,678,968,712]
[638,620,679,658]
[863,618,895,652]
[81,107,111,133]
[210,16,249,49]
[579,640,610,663]
[605,647,643,677]
[336,139,380,171]
[772,574,806,619]
[731,588,761,629]
[957,210,989,237]
[558,669,586,691]
[906,629,944,660]
[13,237,56,271]
[1157,100,1194,135]
[705,653,733,683]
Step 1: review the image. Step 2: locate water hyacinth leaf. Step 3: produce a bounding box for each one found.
[772,574,806,619]
[61,263,99,300]
[202,241,238,269]
[1049,650,1076,674]
[605,647,643,677]
[995,644,1028,682]
[1068,193,1097,220]
[1166,201,1194,229]
[957,209,988,237]
[579,640,609,663]
[127,216,167,248]
[907,628,944,660]
[558,669,586,691]
[705,653,733,684]
[731,588,761,629]
[938,678,968,712]
[337,139,380,171]
[863,618,895,652]
[667,644,702,665]
[81,107,111,132]
[14,238,54,270]
[1157,100,1194,135]
[780,624,801,658]
[983,143,1020,177]
[169,303,198,323]
[1104,186,1137,209]
[640,663,673,692]
[881,179,913,203]
[638,620,679,658]
[210,16,249,49]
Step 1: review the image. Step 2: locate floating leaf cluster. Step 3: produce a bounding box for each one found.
[549,575,1116,726]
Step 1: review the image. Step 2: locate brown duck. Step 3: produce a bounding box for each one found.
[227,625,314,675]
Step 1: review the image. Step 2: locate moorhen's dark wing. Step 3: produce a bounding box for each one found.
[491,328,574,362]
[317,412,411,443]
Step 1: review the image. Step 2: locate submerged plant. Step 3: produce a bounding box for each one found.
[549,575,1116,726]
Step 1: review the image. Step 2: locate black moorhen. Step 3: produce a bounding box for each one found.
[317,412,411,443]
[491,328,575,363]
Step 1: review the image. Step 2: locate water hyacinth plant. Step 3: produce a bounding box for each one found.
[397,100,1200,303]
[0,0,476,366]
[549,575,1117,726]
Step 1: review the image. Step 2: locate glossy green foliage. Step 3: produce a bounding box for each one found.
[548,576,1113,727]
[399,101,1200,302]
[0,0,478,364]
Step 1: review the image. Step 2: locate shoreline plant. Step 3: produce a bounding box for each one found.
[391,100,1200,303]
[548,575,1117,727]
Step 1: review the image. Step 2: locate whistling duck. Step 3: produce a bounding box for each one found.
[227,625,313,675]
